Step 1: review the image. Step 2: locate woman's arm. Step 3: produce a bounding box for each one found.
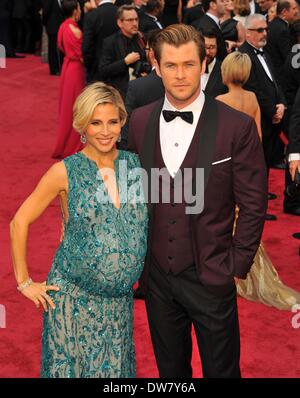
[236,21,246,48]
[253,97,262,141]
[10,162,67,311]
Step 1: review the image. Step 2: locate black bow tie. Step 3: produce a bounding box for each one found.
[162,110,194,124]
[255,48,264,56]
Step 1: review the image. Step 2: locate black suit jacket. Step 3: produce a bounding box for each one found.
[288,86,300,154]
[128,97,267,291]
[239,41,286,137]
[42,0,64,35]
[265,17,293,84]
[99,30,147,99]
[82,3,118,82]
[204,59,227,98]
[139,13,162,35]
[282,51,300,108]
[120,69,165,149]
[183,4,204,25]
[192,14,227,61]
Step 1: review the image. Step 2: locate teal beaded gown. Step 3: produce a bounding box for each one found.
[41,150,148,378]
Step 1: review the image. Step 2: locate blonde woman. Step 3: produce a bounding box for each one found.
[217,52,300,310]
[10,82,148,377]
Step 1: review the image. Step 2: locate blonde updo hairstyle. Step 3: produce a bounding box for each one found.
[73,82,127,135]
[221,51,252,87]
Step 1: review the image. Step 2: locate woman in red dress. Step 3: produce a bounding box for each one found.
[53,0,85,159]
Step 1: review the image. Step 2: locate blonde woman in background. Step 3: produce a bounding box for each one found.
[233,0,251,25]
[217,52,300,310]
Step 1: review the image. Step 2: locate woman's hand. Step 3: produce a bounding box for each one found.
[20,281,59,312]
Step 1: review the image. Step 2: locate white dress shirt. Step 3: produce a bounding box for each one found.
[249,0,255,15]
[247,41,273,81]
[160,91,205,178]
[145,13,163,29]
[201,58,216,91]
[98,0,114,6]
[289,153,300,161]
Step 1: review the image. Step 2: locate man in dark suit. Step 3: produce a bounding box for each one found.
[192,0,227,61]
[240,13,286,220]
[42,0,64,75]
[128,24,267,378]
[265,0,299,85]
[99,5,147,98]
[201,30,227,97]
[282,20,300,215]
[120,30,165,149]
[0,0,21,58]
[139,0,164,34]
[82,0,118,82]
[286,87,300,216]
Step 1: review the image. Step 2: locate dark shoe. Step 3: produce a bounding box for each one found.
[7,54,25,58]
[283,206,300,216]
[271,162,286,170]
[292,232,300,239]
[268,192,277,200]
[265,213,277,221]
[133,287,145,300]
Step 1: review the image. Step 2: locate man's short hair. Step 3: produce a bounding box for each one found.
[201,29,218,40]
[152,24,206,64]
[202,0,215,13]
[117,4,138,20]
[277,0,293,15]
[145,0,161,13]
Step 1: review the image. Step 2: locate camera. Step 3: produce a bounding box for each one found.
[132,61,152,78]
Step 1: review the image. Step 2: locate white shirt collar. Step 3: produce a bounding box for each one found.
[145,13,158,21]
[163,90,205,113]
[98,0,113,6]
[206,12,220,27]
[247,41,264,52]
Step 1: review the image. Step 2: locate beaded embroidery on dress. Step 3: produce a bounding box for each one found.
[41,150,148,377]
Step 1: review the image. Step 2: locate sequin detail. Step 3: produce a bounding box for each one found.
[41,150,148,378]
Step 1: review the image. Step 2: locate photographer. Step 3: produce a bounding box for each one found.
[98,4,149,98]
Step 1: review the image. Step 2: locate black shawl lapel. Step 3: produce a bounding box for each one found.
[193,95,218,199]
[140,98,164,214]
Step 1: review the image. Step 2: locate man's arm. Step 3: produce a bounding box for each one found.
[231,118,268,278]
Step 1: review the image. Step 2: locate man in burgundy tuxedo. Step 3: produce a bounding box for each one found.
[128,24,268,378]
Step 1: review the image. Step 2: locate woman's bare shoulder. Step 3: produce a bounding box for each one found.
[69,24,82,39]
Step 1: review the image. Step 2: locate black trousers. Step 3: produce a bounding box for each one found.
[145,261,241,378]
[47,34,62,75]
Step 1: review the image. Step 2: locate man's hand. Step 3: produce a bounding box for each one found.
[274,103,285,120]
[125,52,140,66]
[289,160,300,181]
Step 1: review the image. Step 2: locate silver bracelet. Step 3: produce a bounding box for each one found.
[17,277,33,292]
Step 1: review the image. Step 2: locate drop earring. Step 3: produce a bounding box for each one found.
[117,134,121,143]
[80,134,87,144]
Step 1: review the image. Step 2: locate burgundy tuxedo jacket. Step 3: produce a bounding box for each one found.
[128,96,268,292]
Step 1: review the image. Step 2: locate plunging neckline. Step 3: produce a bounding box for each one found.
[78,151,122,211]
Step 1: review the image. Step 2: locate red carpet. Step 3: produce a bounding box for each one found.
[1,56,300,378]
